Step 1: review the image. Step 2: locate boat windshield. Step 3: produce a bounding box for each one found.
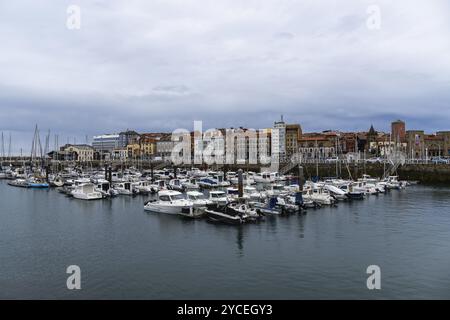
[211,192,224,198]
[171,194,185,201]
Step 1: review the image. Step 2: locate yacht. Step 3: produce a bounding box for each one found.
[168,179,185,192]
[26,177,49,188]
[49,175,65,187]
[324,184,348,201]
[254,172,284,184]
[254,172,272,184]
[208,190,229,205]
[264,184,287,197]
[153,180,168,191]
[185,191,211,214]
[251,195,301,215]
[229,172,255,185]
[94,179,118,197]
[226,187,246,201]
[198,173,230,188]
[182,178,200,190]
[243,186,265,201]
[204,202,247,225]
[7,178,29,188]
[302,186,335,205]
[339,184,365,200]
[135,180,157,195]
[113,181,139,195]
[144,190,193,214]
[71,183,103,200]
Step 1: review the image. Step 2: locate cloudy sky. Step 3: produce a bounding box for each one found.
[0,0,449,153]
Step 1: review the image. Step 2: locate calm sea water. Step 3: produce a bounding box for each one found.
[1,180,450,299]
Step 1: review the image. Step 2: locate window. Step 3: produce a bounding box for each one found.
[171,194,185,200]
[159,195,170,201]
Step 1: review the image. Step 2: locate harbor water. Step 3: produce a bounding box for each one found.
[1,180,450,299]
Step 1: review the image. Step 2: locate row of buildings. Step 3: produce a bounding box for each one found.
[49,119,450,163]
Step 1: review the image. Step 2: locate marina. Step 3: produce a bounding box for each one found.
[0,163,415,222]
[1,1,450,304]
[0,176,449,299]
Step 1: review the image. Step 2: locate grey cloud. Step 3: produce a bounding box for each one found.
[0,0,450,154]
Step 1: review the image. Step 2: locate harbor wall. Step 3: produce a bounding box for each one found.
[5,159,450,184]
[282,163,450,184]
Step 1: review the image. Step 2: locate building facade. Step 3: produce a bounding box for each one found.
[59,144,94,162]
[437,131,450,156]
[118,130,140,148]
[156,134,175,160]
[391,120,406,143]
[273,117,286,158]
[92,134,120,153]
[112,148,128,161]
[285,124,302,158]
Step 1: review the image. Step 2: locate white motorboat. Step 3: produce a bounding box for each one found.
[144,190,193,214]
[384,176,406,189]
[168,179,185,192]
[188,168,209,178]
[254,172,284,184]
[49,175,65,187]
[7,178,29,188]
[324,184,348,200]
[226,187,247,201]
[243,186,265,201]
[264,184,287,197]
[185,191,211,215]
[182,178,200,190]
[113,181,139,195]
[302,187,335,205]
[229,172,255,185]
[198,173,230,188]
[254,172,273,184]
[71,183,103,200]
[353,181,378,195]
[135,180,158,194]
[153,180,167,192]
[208,190,229,205]
[94,179,118,197]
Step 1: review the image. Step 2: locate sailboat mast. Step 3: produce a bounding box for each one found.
[8,133,11,163]
[1,132,4,164]
[315,139,318,179]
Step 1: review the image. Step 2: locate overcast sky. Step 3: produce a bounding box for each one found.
[0,1,449,154]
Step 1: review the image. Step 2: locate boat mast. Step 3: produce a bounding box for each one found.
[335,135,339,178]
[8,132,12,165]
[315,139,319,179]
[30,124,43,170]
[1,132,4,167]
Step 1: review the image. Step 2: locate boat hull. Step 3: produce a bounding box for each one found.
[144,203,191,214]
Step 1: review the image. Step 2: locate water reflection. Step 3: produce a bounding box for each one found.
[2,181,450,299]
